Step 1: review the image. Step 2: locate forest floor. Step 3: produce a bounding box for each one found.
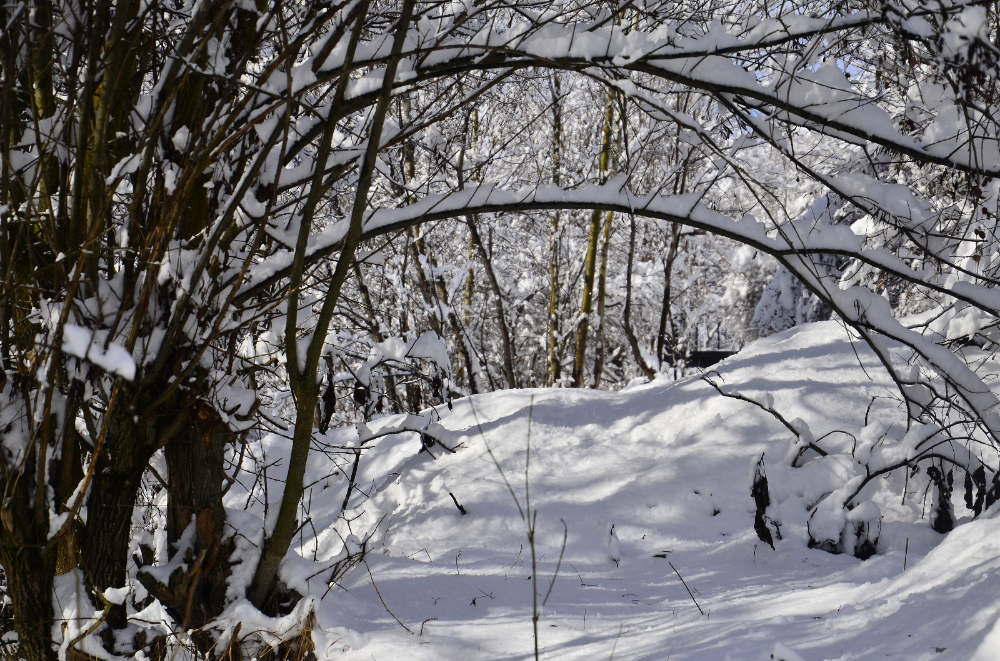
[279,322,1000,661]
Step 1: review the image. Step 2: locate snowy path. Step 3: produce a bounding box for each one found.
[276,323,1000,660]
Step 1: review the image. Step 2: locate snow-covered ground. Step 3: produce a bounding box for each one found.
[247,322,1000,660]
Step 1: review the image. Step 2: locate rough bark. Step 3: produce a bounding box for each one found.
[0,416,58,661]
[0,544,57,661]
[79,393,170,631]
[136,400,234,641]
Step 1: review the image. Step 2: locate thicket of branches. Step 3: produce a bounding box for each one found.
[3,0,1000,657]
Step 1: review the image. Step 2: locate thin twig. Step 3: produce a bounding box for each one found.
[511,543,523,568]
[542,519,569,607]
[469,396,524,519]
[702,371,832,465]
[668,561,705,615]
[364,561,413,634]
[66,594,111,655]
[525,396,540,661]
[609,623,625,661]
[339,447,362,517]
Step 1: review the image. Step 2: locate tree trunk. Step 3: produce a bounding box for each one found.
[142,401,234,639]
[246,384,319,611]
[354,263,401,413]
[623,215,656,380]
[248,0,411,608]
[464,233,475,325]
[547,218,562,385]
[458,106,510,389]
[82,467,148,627]
[0,424,58,661]
[0,545,56,661]
[548,75,563,386]
[410,234,479,394]
[467,215,516,388]
[573,209,602,387]
[406,234,443,335]
[80,396,165,631]
[656,223,682,369]
[573,96,614,387]
[592,211,613,388]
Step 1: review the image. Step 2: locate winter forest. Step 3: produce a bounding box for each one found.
[6,0,1000,658]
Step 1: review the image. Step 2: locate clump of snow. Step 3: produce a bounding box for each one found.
[61,324,136,380]
[771,642,807,661]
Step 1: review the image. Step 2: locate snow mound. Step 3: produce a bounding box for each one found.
[236,322,1000,660]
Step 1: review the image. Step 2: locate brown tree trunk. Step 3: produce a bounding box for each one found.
[0,545,57,661]
[148,402,234,636]
[547,218,562,385]
[573,97,614,387]
[80,398,164,630]
[248,0,411,608]
[464,233,475,325]
[82,468,148,626]
[0,421,57,661]
[573,208,602,387]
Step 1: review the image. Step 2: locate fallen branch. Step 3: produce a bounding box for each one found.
[702,371,831,466]
[449,491,467,514]
[668,561,705,616]
[365,561,413,634]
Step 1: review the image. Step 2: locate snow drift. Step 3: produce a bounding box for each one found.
[186,321,1000,660]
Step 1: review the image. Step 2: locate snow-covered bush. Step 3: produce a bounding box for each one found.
[706,365,1000,561]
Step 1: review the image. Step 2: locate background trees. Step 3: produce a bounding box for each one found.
[3,0,1000,658]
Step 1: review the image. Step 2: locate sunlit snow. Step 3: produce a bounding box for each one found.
[219,322,1000,661]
